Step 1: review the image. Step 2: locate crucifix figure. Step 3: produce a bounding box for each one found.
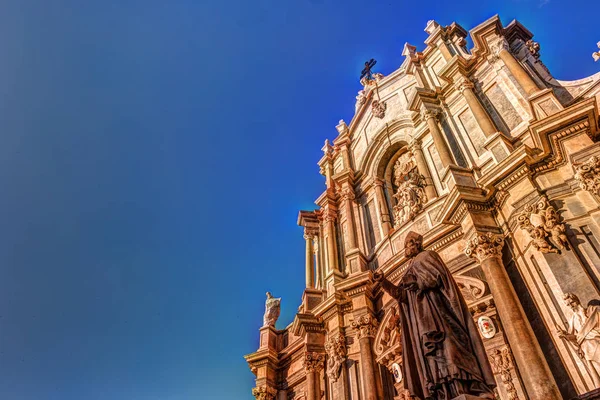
[360,58,377,82]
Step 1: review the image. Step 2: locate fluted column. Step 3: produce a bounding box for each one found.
[493,39,539,96]
[466,233,561,400]
[352,315,380,400]
[456,77,498,138]
[304,352,325,400]
[303,228,316,289]
[342,187,358,250]
[324,210,339,273]
[408,139,437,200]
[421,109,454,167]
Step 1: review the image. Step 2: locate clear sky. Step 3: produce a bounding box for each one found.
[0,1,597,399]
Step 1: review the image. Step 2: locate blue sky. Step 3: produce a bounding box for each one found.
[0,1,597,399]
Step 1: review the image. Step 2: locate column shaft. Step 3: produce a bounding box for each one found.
[306,371,319,400]
[498,49,539,96]
[344,193,358,250]
[467,234,561,400]
[425,114,454,166]
[461,86,497,137]
[359,336,378,400]
[373,181,392,236]
[304,233,315,288]
[326,215,339,273]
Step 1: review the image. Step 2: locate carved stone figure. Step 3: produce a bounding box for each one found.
[262,292,281,328]
[392,153,427,227]
[325,333,346,382]
[575,156,600,196]
[517,197,569,253]
[558,293,600,387]
[593,42,600,62]
[374,232,496,399]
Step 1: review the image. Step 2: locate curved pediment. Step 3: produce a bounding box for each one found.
[454,275,486,304]
[374,305,402,369]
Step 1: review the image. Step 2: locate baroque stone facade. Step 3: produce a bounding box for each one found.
[246,16,600,400]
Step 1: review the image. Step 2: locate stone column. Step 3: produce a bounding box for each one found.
[373,179,392,237]
[342,187,358,250]
[304,352,325,400]
[421,109,454,167]
[465,233,562,400]
[408,138,437,200]
[324,210,339,273]
[304,228,316,289]
[455,77,498,138]
[352,315,380,400]
[493,39,539,96]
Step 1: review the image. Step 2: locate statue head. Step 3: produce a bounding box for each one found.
[266,291,272,299]
[405,231,423,258]
[564,293,581,311]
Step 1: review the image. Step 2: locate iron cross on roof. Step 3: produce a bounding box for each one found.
[360,58,377,81]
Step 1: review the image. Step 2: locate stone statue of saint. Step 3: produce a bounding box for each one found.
[263,292,281,328]
[558,293,600,387]
[373,231,496,399]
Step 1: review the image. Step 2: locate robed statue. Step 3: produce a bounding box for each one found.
[373,232,496,400]
[262,292,281,328]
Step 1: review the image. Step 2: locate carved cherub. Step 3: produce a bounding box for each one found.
[544,207,570,250]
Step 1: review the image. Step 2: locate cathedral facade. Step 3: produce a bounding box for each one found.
[245,16,600,400]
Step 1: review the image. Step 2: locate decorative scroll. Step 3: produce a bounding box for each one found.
[392,152,427,228]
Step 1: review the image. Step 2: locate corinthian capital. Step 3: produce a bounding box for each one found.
[341,187,356,201]
[303,352,325,373]
[408,138,422,152]
[351,314,378,339]
[323,209,337,224]
[465,232,505,263]
[252,386,277,400]
[420,108,441,122]
[455,76,474,94]
[304,227,319,240]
